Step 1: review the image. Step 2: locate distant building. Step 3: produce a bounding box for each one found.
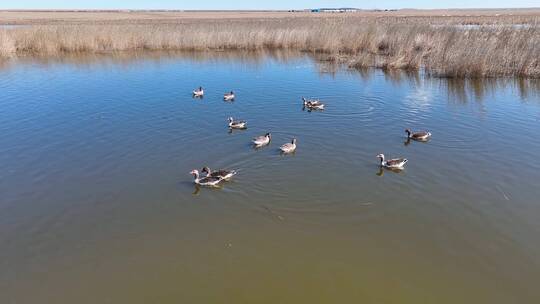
[311,8,360,13]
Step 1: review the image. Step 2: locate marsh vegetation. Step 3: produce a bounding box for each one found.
[1,11,539,77]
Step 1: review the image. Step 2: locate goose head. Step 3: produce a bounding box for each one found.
[190,169,199,178]
[302,97,308,105]
[291,138,297,144]
[266,133,271,140]
[228,117,234,123]
[376,154,385,162]
[405,129,412,138]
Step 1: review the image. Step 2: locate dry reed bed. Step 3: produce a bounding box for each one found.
[1,17,539,77]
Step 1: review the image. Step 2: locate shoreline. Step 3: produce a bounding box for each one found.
[1,11,539,78]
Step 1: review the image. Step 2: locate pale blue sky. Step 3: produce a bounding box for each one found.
[1,0,539,10]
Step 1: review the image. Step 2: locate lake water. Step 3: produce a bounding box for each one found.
[1,51,540,303]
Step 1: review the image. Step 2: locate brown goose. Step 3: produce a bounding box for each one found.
[228,117,247,129]
[302,97,325,110]
[253,133,271,146]
[190,169,223,186]
[202,167,237,180]
[377,154,408,169]
[193,86,204,97]
[405,129,432,141]
[224,91,235,101]
[280,138,297,153]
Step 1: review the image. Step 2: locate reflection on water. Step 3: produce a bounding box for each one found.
[442,77,540,104]
[0,50,302,71]
[3,50,537,105]
[1,51,540,304]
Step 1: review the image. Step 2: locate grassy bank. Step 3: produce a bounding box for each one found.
[1,13,539,77]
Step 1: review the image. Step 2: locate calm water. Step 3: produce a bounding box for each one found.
[1,52,540,303]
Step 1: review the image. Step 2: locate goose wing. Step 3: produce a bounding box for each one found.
[199,176,222,185]
[386,158,407,166]
[306,101,324,109]
[412,131,431,139]
[211,170,235,178]
[253,136,265,143]
[280,143,293,150]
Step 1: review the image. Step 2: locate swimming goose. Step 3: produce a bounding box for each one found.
[377,154,408,169]
[253,133,271,146]
[302,97,325,110]
[228,117,247,129]
[280,138,297,153]
[405,129,432,141]
[190,169,223,186]
[302,97,320,103]
[202,166,237,180]
[193,87,204,97]
[224,91,235,101]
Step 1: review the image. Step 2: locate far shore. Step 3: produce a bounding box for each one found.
[2,8,540,24]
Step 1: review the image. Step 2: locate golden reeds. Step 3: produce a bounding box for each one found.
[1,15,539,77]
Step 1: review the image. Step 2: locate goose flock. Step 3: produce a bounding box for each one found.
[189,87,432,186]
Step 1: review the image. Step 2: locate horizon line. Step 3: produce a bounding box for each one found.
[1,7,540,11]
